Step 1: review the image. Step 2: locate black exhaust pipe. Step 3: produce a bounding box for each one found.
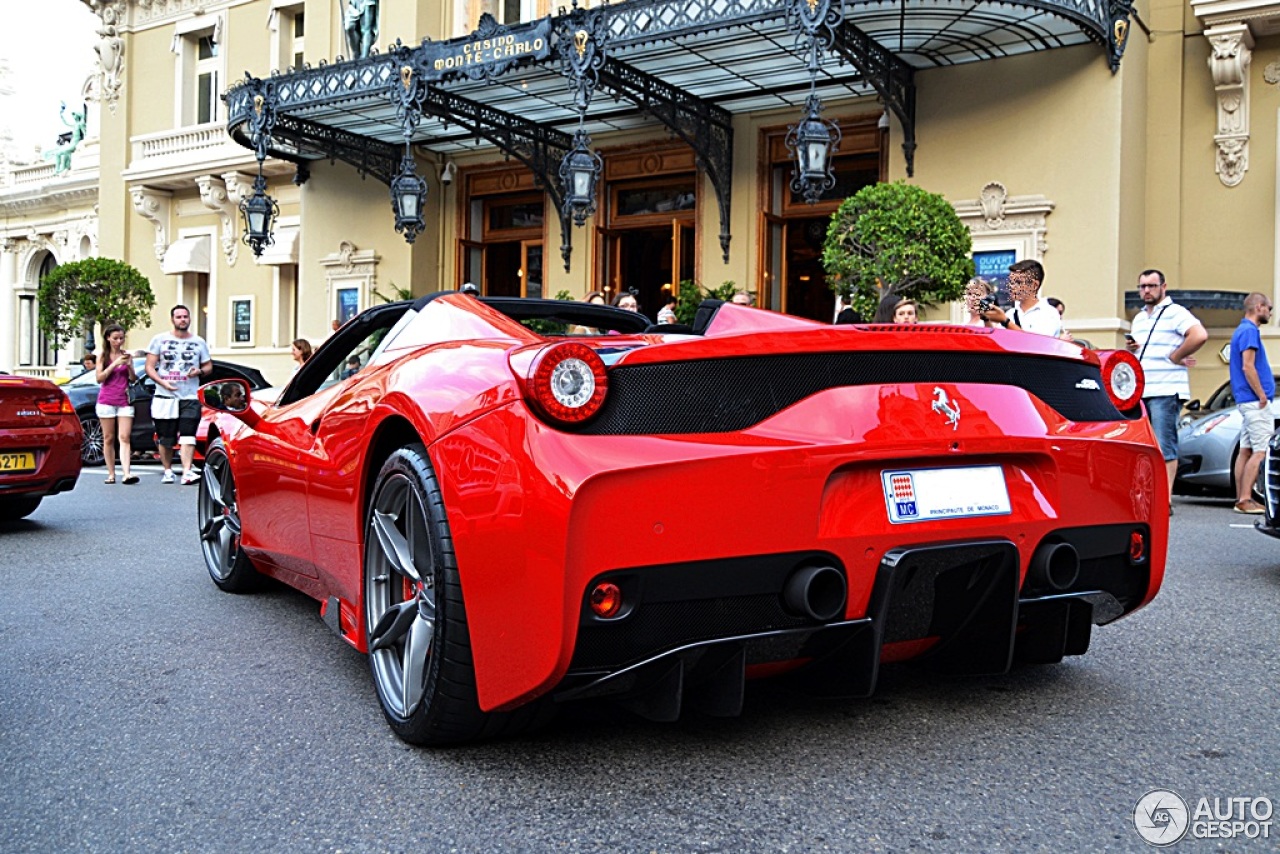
[782,565,847,621]
[1028,542,1080,592]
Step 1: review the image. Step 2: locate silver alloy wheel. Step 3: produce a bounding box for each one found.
[79,415,105,466]
[198,445,242,582]
[365,469,437,720]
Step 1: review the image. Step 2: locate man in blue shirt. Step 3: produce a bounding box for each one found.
[1228,292,1275,513]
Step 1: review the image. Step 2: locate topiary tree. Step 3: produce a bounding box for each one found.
[37,257,155,348]
[822,181,974,322]
[674,280,738,325]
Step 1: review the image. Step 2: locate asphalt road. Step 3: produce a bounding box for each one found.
[2,471,1278,853]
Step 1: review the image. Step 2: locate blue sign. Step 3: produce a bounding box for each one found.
[973,250,1017,307]
[337,287,359,323]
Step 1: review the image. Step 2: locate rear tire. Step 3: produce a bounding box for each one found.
[364,445,548,745]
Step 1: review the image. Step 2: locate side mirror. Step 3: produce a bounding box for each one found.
[199,378,258,426]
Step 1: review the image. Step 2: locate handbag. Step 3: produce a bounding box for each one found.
[126,379,148,405]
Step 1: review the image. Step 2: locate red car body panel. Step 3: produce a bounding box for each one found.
[0,376,83,504]
[212,295,1166,717]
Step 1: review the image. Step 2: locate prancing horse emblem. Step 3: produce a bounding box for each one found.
[931,387,960,430]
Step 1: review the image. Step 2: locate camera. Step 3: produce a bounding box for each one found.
[977,295,998,314]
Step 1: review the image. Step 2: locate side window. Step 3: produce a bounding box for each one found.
[278,305,410,405]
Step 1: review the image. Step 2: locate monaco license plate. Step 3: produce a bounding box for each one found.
[881,465,1011,524]
[0,451,37,473]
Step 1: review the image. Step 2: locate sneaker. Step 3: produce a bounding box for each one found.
[161,470,176,484]
[1234,500,1264,515]
[181,471,202,486]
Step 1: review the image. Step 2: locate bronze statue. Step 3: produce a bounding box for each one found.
[343,0,379,59]
[44,102,87,175]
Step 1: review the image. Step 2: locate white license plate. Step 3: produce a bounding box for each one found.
[881,465,1011,524]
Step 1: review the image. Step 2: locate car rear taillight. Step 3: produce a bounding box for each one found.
[1129,529,1147,564]
[589,582,623,618]
[1099,350,1144,412]
[36,396,74,415]
[526,342,608,425]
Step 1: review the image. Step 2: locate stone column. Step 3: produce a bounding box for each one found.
[0,238,18,372]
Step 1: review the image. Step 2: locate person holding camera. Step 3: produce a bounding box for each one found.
[962,277,998,327]
[1127,268,1207,505]
[980,260,1062,337]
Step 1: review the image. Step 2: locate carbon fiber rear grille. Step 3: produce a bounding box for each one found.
[570,594,810,671]
[580,351,1128,434]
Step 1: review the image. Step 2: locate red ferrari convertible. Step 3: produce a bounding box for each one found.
[198,294,1165,745]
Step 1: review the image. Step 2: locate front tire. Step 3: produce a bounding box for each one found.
[79,415,105,466]
[197,437,260,592]
[364,445,543,745]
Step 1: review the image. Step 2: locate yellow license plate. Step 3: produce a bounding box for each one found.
[0,452,37,473]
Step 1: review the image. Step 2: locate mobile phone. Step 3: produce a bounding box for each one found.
[1124,333,1135,342]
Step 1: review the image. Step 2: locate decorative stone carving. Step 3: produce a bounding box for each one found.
[197,174,240,267]
[1265,61,1280,85]
[953,182,1055,258]
[978,182,1008,228]
[319,241,381,322]
[1206,24,1253,187]
[129,186,173,260]
[91,2,126,114]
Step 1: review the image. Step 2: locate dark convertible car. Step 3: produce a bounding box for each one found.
[64,357,270,466]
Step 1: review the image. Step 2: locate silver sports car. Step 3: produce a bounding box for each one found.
[1175,377,1280,493]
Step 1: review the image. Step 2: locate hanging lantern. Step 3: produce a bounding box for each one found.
[239,173,279,256]
[786,93,841,205]
[560,128,602,226]
[390,151,428,244]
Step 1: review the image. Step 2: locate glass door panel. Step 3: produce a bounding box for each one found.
[522,242,543,299]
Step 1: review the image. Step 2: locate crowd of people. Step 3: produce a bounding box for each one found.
[87,274,1268,519]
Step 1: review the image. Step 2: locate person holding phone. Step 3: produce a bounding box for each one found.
[1127,269,1207,508]
[95,323,139,485]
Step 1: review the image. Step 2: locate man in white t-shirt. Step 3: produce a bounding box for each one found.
[145,305,213,486]
[980,260,1062,338]
[1126,268,1207,504]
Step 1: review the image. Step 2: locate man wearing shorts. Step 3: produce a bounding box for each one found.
[1127,269,1208,505]
[1228,292,1274,514]
[146,305,212,485]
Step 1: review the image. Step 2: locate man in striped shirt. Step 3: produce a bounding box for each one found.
[1127,269,1208,502]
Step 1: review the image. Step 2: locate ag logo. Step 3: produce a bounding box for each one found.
[1134,789,1190,846]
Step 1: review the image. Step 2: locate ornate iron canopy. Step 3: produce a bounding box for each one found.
[225,0,1134,268]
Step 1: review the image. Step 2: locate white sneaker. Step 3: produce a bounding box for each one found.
[161,470,175,484]
[181,471,202,486]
